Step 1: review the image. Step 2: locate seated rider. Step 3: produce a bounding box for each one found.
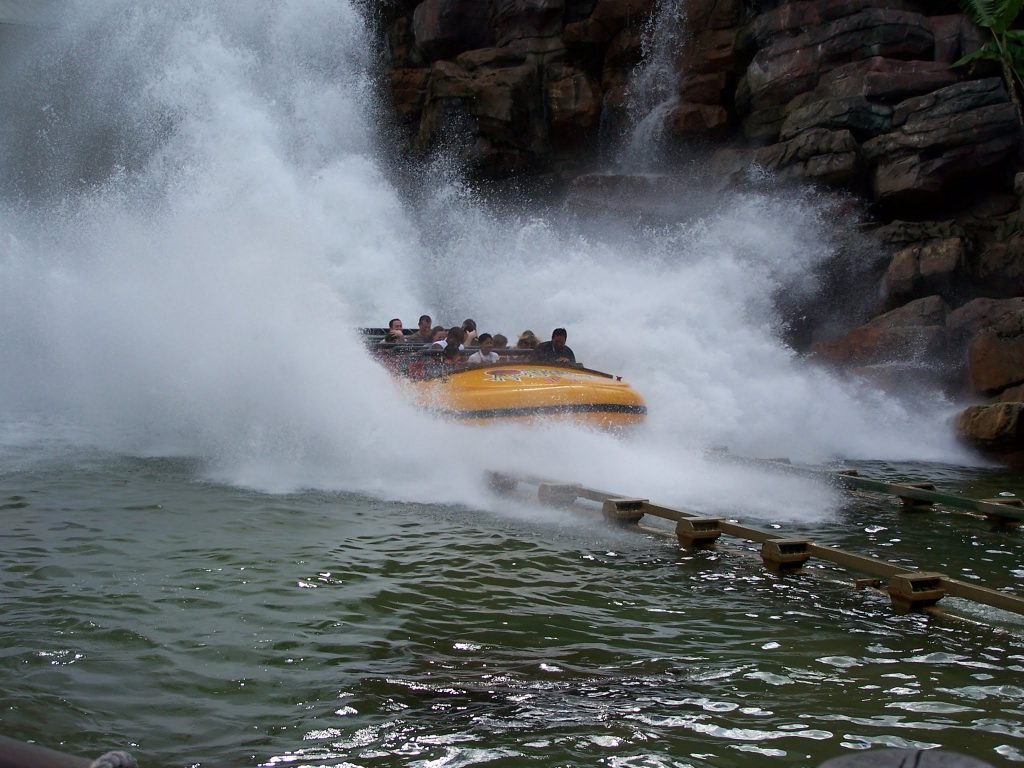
[432,326,466,351]
[516,330,538,349]
[533,328,575,364]
[467,333,499,365]
[408,314,434,345]
[462,318,478,347]
[381,318,405,344]
[424,325,447,347]
[441,342,463,369]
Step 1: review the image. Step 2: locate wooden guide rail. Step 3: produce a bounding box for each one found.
[723,455,1024,523]
[485,471,1024,619]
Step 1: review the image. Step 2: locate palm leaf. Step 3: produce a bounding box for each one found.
[999,0,1024,28]
[960,0,1024,30]
[952,41,1002,67]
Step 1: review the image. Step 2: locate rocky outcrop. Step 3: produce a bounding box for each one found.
[862,79,1020,213]
[377,0,1024,462]
[736,7,935,142]
[967,310,1024,395]
[810,295,950,368]
[956,402,1024,456]
[881,237,966,310]
[381,1,1019,201]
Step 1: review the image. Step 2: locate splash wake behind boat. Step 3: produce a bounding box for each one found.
[364,330,647,428]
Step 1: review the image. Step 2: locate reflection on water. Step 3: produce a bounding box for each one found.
[0,2,1022,766]
[2,453,1023,767]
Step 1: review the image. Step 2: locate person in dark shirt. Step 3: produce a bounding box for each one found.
[408,314,434,345]
[533,328,575,364]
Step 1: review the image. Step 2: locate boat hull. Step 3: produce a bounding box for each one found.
[411,364,646,428]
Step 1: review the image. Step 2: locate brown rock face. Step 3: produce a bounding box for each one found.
[737,7,934,140]
[811,324,947,367]
[415,57,548,174]
[546,64,602,146]
[956,402,1024,450]
[492,0,567,47]
[862,80,1020,215]
[377,0,1024,462]
[413,0,496,61]
[684,0,742,30]
[810,295,950,367]
[948,297,1024,339]
[665,103,730,139]
[814,58,958,102]
[779,96,892,141]
[881,237,966,309]
[968,310,1024,395]
[711,128,860,187]
[390,68,431,125]
[972,234,1024,298]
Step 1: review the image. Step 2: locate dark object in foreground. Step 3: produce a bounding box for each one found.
[819,749,995,767]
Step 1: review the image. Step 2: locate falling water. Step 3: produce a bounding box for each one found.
[4,6,1021,767]
[618,0,689,170]
[0,0,980,513]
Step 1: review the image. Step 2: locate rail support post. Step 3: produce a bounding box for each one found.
[675,517,722,549]
[981,498,1023,527]
[538,483,578,507]
[486,471,517,495]
[888,572,945,612]
[898,483,936,510]
[602,498,647,524]
[761,538,811,571]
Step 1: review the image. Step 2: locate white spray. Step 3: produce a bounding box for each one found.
[0,0,979,523]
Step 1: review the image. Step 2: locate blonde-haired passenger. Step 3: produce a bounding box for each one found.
[516,330,539,349]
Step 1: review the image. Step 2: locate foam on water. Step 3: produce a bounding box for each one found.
[0,0,981,522]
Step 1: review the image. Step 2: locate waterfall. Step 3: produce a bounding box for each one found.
[619,0,689,171]
[0,0,979,505]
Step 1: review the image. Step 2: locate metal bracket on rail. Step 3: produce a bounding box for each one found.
[601,498,647,524]
[898,482,936,510]
[888,572,946,612]
[675,517,722,549]
[486,471,518,494]
[537,482,579,507]
[761,538,812,571]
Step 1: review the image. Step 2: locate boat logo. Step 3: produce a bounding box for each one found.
[485,368,587,383]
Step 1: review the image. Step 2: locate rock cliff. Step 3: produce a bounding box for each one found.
[377,0,1024,461]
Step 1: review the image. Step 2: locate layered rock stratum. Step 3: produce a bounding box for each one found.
[401,2,1024,458]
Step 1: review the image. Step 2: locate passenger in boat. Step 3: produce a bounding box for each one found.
[424,325,447,347]
[441,342,464,369]
[492,333,508,350]
[432,326,466,351]
[462,319,478,347]
[516,330,539,349]
[534,328,575,364]
[467,333,499,365]
[408,315,433,345]
[381,318,405,344]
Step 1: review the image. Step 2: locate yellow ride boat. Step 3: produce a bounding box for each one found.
[366,330,646,428]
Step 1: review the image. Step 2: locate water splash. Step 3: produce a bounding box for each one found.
[0,0,981,519]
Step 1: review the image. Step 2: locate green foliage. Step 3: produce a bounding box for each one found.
[959,0,1023,30]
[953,0,1024,117]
